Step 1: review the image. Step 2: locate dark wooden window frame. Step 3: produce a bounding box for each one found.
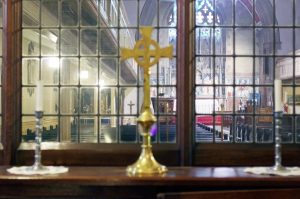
[1,0,300,167]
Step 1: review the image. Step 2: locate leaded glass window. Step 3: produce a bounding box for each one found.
[194,0,300,144]
[21,0,177,144]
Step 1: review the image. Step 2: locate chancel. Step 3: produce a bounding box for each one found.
[1,0,300,198]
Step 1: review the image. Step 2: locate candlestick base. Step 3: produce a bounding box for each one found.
[7,165,68,175]
[244,166,300,176]
[271,165,287,172]
[126,144,167,175]
[6,110,69,175]
[127,108,167,175]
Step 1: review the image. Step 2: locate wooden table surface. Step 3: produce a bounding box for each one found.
[0,166,300,198]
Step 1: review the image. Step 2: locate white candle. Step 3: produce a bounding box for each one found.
[274,79,282,112]
[36,80,43,111]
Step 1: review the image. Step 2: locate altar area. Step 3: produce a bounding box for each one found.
[1,166,300,199]
[2,0,300,198]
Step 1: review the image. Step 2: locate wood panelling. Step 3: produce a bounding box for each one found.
[16,143,180,166]
[177,0,193,166]
[2,0,22,165]
[194,143,300,166]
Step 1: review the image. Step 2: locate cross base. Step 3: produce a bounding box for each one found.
[127,109,167,175]
[126,141,167,175]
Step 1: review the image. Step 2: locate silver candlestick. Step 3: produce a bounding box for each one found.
[272,111,286,172]
[6,111,68,175]
[32,111,44,170]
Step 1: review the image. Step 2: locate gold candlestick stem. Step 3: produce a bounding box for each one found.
[121,27,172,175]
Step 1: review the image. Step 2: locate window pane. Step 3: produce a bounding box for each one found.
[79,116,98,143]
[120,87,137,115]
[41,0,58,27]
[42,116,58,142]
[255,28,274,55]
[23,29,40,56]
[23,117,59,142]
[100,87,117,115]
[41,58,59,85]
[23,0,40,27]
[255,57,274,85]
[61,0,79,26]
[22,116,36,142]
[80,87,98,114]
[60,87,78,114]
[282,116,293,143]
[100,116,117,143]
[43,87,59,114]
[100,58,117,85]
[60,116,77,142]
[236,116,253,143]
[61,29,78,56]
[276,28,293,55]
[283,87,293,114]
[61,58,79,85]
[195,57,213,85]
[158,116,176,143]
[195,86,214,114]
[223,0,233,26]
[120,0,137,27]
[22,58,39,85]
[235,28,253,55]
[160,28,176,56]
[22,87,36,114]
[100,29,118,55]
[235,57,253,85]
[235,0,253,26]
[275,0,293,26]
[81,0,98,26]
[255,116,273,143]
[216,28,233,55]
[276,57,293,85]
[41,29,59,56]
[158,58,176,85]
[120,116,137,143]
[120,58,138,85]
[81,29,98,55]
[297,0,300,26]
[80,58,98,85]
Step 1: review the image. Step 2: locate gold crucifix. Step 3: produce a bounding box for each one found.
[120,27,173,175]
[121,27,173,118]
